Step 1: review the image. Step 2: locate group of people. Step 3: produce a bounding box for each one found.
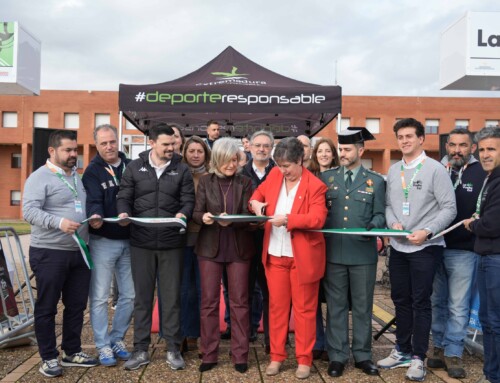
[22,118,500,383]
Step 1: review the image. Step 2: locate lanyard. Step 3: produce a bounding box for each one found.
[446,163,468,190]
[105,162,126,186]
[400,159,425,201]
[475,176,489,216]
[46,163,79,198]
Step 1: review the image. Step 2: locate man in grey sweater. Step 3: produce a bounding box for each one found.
[23,130,98,378]
[377,118,456,382]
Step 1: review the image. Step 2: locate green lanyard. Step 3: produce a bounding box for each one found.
[47,163,79,198]
[400,160,425,201]
[475,176,489,216]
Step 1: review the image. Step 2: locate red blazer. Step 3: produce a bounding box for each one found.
[250,167,328,285]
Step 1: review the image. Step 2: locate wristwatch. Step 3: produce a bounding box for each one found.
[424,228,433,241]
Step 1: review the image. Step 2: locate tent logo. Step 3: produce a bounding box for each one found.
[211,66,249,80]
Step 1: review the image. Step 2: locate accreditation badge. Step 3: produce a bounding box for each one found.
[402,201,410,216]
[75,200,83,214]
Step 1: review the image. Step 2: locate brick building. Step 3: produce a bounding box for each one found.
[1,90,499,219]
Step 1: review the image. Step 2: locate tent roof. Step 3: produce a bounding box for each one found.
[119,46,341,138]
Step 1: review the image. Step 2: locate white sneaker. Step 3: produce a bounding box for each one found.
[377,348,412,369]
[406,356,426,381]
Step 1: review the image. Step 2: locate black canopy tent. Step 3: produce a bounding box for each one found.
[119,46,341,138]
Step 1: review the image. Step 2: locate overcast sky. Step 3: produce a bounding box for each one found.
[3,0,500,97]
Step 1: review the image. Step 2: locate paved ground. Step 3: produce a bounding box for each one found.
[0,233,485,382]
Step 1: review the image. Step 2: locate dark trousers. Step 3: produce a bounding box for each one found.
[180,246,201,338]
[130,246,183,352]
[198,258,250,364]
[324,262,377,363]
[477,254,500,383]
[389,246,442,360]
[29,246,91,360]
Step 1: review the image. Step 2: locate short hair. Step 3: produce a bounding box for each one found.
[273,137,304,164]
[447,127,475,144]
[149,123,175,141]
[182,135,211,169]
[93,124,118,142]
[207,120,219,127]
[475,126,500,143]
[250,130,275,147]
[209,138,240,177]
[393,118,425,138]
[48,130,77,149]
[310,137,340,175]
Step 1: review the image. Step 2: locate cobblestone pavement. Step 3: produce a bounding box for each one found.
[0,234,485,382]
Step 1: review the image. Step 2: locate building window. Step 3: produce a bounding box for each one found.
[125,119,136,130]
[64,113,80,129]
[366,118,380,134]
[95,113,110,127]
[11,153,21,168]
[10,191,21,206]
[33,112,49,128]
[485,120,499,127]
[337,117,350,132]
[361,158,373,169]
[455,119,469,129]
[425,119,439,135]
[77,154,84,169]
[2,112,18,128]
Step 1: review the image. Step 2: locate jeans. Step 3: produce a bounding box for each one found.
[389,246,442,360]
[313,300,325,351]
[89,235,135,350]
[477,254,500,383]
[431,249,477,357]
[29,247,91,360]
[180,246,201,338]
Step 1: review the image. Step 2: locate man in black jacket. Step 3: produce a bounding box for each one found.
[117,124,195,371]
[464,126,500,383]
[429,128,486,378]
[82,124,134,367]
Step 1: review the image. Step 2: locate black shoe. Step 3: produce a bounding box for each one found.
[235,363,248,373]
[220,328,231,340]
[313,349,323,360]
[328,361,345,377]
[321,351,329,362]
[199,362,217,372]
[249,327,258,342]
[354,360,379,376]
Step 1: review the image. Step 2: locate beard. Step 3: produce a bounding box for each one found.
[449,153,468,168]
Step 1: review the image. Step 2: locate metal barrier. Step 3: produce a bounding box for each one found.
[0,227,36,348]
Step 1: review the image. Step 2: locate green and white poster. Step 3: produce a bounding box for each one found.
[0,22,15,67]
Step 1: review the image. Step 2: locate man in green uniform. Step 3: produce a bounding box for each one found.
[321,127,385,378]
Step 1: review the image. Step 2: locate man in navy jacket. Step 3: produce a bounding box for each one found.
[82,124,134,367]
[464,126,500,383]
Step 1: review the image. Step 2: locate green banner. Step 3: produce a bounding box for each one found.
[0,22,15,67]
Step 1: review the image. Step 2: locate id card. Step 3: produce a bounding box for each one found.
[75,200,83,213]
[402,201,410,216]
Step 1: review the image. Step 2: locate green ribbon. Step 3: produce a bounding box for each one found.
[72,232,93,269]
[312,228,412,237]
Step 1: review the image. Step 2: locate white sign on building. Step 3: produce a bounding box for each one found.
[440,12,500,91]
[0,21,41,95]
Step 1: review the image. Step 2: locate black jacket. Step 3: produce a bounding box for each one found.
[116,150,195,250]
[471,166,500,255]
[445,160,487,251]
[82,151,131,240]
[241,159,276,191]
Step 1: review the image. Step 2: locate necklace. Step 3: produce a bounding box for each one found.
[218,178,233,213]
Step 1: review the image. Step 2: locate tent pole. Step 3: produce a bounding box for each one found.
[337,112,342,133]
[118,111,123,152]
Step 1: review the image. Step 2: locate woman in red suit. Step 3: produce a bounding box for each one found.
[193,138,255,374]
[249,137,328,379]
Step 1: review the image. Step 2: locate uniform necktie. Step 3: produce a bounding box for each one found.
[345,170,353,189]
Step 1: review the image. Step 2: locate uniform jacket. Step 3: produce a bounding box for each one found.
[192,173,255,260]
[321,166,385,265]
[471,166,500,255]
[116,150,195,250]
[250,166,328,285]
[82,151,131,240]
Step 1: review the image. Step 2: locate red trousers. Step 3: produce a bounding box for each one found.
[265,255,320,366]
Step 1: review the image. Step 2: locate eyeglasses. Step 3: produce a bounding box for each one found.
[252,144,272,149]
